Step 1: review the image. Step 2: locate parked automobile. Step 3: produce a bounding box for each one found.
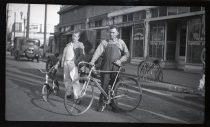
[6,41,15,55]
[13,37,41,62]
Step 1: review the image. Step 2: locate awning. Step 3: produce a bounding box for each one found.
[107,6,156,17]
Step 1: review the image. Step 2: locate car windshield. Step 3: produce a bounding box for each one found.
[25,40,40,47]
[26,41,35,45]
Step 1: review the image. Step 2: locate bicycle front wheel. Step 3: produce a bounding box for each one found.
[42,84,49,102]
[64,77,94,116]
[113,76,142,112]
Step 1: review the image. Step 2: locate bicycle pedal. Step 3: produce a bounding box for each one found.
[43,95,48,102]
[98,105,106,112]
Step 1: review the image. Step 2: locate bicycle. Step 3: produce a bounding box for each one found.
[64,61,143,116]
[137,58,163,82]
[38,67,59,102]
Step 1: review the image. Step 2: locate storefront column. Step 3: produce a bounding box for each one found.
[144,9,151,58]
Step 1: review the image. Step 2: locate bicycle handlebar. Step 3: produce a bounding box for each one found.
[38,67,56,74]
[78,61,95,67]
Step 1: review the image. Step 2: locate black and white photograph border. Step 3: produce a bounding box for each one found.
[2,0,209,127]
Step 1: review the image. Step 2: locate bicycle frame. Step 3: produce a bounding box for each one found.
[38,67,56,84]
[79,61,123,100]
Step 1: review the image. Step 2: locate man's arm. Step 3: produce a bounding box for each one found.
[119,39,130,63]
[90,40,106,64]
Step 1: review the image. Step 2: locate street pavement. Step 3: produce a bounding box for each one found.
[5,52,205,123]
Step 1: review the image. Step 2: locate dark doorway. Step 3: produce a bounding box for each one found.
[121,27,131,49]
[179,25,187,56]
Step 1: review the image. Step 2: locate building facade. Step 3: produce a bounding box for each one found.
[11,22,55,46]
[55,6,205,73]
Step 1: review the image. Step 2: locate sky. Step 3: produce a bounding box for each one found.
[7,3,61,32]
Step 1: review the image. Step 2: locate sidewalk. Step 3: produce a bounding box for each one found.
[123,63,203,94]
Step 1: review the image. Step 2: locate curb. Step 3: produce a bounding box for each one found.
[121,73,201,95]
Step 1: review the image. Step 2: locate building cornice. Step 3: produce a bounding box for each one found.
[107,6,157,17]
[57,5,79,14]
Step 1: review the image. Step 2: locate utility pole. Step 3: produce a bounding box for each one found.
[43,4,47,58]
[6,4,9,45]
[14,12,16,43]
[26,4,30,38]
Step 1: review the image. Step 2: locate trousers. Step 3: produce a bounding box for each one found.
[63,61,81,99]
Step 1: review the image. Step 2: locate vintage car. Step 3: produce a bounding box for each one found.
[13,37,41,62]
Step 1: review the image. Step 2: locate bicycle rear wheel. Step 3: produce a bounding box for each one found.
[64,77,94,116]
[137,61,145,79]
[154,65,163,82]
[113,76,142,112]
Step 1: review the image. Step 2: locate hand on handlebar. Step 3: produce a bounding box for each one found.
[114,60,122,66]
[89,61,95,66]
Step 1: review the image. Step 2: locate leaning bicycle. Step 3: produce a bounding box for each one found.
[138,58,163,82]
[64,61,143,116]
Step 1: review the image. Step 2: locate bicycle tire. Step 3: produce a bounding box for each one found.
[42,84,49,102]
[155,69,163,82]
[113,76,142,112]
[153,64,163,82]
[137,61,144,78]
[64,77,94,116]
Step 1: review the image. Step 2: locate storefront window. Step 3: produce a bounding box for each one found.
[133,23,144,58]
[151,8,158,18]
[95,20,102,27]
[128,14,133,22]
[159,6,167,16]
[188,18,202,41]
[168,7,177,15]
[178,7,189,14]
[133,11,146,21]
[140,11,146,20]
[166,22,177,60]
[149,22,165,59]
[159,6,167,17]
[187,17,205,63]
[133,12,140,21]
[89,22,95,28]
[123,15,127,22]
[71,25,74,31]
[190,7,201,12]
[150,24,165,41]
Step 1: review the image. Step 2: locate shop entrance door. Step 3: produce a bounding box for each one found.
[178,23,187,70]
[121,26,132,61]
